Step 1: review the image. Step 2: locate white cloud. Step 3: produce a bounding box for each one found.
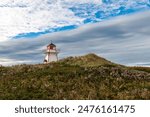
[0,0,102,41]
[0,58,32,66]
[64,0,102,4]
[0,0,103,41]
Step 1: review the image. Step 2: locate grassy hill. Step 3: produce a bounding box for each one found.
[0,53,150,100]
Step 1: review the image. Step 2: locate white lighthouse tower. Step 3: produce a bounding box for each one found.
[44,42,59,63]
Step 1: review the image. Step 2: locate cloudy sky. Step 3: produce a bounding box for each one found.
[0,0,150,66]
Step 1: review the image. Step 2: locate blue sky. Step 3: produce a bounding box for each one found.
[0,0,150,66]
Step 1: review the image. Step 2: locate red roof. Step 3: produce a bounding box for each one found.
[47,43,56,47]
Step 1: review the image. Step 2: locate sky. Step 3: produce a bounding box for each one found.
[0,0,150,66]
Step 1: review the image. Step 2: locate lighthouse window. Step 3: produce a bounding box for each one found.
[50,46,53,49]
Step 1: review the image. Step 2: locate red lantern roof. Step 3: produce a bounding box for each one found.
[47,43,56,47]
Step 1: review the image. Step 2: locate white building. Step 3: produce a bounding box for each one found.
[44,43,59,63]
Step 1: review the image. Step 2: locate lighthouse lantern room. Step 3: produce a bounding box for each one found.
[44,42,59,63]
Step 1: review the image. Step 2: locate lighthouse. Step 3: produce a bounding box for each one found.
[44,42,59,63]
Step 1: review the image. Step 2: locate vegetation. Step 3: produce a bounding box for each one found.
[0,53,150,100]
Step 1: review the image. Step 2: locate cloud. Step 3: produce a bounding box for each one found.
[0,0,102,41]
[0,10,150,66]
[0,0,149,41]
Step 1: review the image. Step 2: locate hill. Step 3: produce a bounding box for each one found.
[0,53,150,100]
[58,53,114,67]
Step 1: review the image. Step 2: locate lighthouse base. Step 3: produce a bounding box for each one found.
[44,53,58,63]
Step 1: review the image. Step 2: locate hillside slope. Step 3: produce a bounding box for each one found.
[0,53,150,100]
[58,53,115,67]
